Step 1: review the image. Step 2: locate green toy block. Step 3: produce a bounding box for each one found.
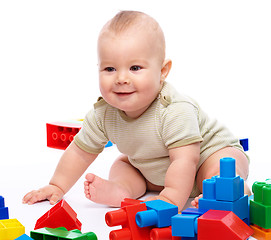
[30,227,97,240]
[250,181,271,229]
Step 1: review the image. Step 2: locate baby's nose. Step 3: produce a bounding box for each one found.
[116,71,130,84]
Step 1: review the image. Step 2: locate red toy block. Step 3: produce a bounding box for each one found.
[250,224,271,240]
[150,226,181,240]
[47,121,82,150]
[198,209,253,240]
[121,198,143,207]
[105,201,152,240]
[34,199,82,231]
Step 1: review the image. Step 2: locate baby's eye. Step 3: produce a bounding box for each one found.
[130,65,142,71]
[104,67,116,72]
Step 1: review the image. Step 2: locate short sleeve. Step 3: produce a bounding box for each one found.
[161,101,203,149]
[74,108,109,154]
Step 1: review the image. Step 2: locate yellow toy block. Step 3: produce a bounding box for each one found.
[0,219,25,240]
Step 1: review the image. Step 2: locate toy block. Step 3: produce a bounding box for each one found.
[35,199,82,231]
[199,194,249,220]
[171,213,199,237]
[30,227,97,240]
[199,158,249,220]
[150,227,182,240]
[152,228,180,240]
[201,159,244,202]
[0,196,4,207]
[0,219,25,240]
[0,196,9,220]
[121,198,143,207]
[150,226,171,239]
[198,210,253,240]
[220,157,236,178]
[239,138,249,151]
[136,200,178,228]
[250,224,271,240]
[250,181,271,229]
[216,175,243,202]
[105,202,152,240]
[47,121,82,150]
[47,121,113,150]
[215,157,244,202]
[181,207,208,216]
[15,234,34,240]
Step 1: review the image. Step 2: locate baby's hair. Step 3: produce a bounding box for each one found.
[108,11,151,34]
[101,10,166,63]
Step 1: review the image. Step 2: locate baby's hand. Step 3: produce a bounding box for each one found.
[22,184,64,205]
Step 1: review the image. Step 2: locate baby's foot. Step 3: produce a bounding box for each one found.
[191,194,203,208]
[84,173,132,207]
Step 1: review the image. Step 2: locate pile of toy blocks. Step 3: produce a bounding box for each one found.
[0,195,25,239]
[105,157,255,239]
[0,197,97,240]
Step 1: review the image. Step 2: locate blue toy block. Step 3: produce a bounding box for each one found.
[15,234,34,240]
[171,213,199,237]
[220,157,235,178]
[105,141,113,148]
[136,200,178,228]
[215,176,243,202]
[239,138,249,151]
[0,196,9,220]
[199,157,249,225]
[181,208,208,216]
[199,195,249,220]
[216,158,244,202]
[202,177,217,200]
[0,196,4,208]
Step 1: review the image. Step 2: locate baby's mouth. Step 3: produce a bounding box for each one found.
[114,91,135,96]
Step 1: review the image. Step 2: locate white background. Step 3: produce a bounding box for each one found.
[0,0,270,239]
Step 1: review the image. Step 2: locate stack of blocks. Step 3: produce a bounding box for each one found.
[170,158,252,239]
[105,157,254,240]
[0,195,26,240]
[250,180,271,239]
[198,157,249,222]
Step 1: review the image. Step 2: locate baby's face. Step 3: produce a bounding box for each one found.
[98,28,164,118]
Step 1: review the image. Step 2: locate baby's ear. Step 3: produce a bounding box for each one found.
[161,59,172,82]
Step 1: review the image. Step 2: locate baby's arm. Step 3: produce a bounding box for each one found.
[158,142,200,210]
[23,142,98,205]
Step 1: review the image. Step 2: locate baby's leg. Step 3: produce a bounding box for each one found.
[191,147,250,207]
[84,154,147,207]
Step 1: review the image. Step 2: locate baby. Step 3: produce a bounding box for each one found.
[23,11,250,210]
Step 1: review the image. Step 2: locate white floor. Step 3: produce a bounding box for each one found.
[0,142,266,239]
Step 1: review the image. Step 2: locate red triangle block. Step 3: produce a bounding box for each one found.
[198,210,253,240]
[34,200,82,231]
